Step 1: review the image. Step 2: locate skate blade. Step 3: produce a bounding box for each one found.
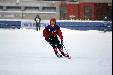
[63,55,71,59]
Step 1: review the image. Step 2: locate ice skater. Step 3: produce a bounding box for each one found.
[43,18,69,58]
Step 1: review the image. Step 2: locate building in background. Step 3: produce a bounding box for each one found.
[0,0,60,20]
[60,0,112,21]
[0,0,112,20]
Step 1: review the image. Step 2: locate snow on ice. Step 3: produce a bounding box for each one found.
[0,28,112,75]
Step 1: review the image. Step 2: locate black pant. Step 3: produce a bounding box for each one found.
[36,23,40,31]
[47,36,63,49]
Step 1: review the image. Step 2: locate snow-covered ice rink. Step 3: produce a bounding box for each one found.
[0,28,112,75]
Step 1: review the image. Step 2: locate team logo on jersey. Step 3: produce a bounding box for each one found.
[48,28,57,33]
[49,29,51,32]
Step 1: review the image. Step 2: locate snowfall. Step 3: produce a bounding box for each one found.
[0,28,112,75]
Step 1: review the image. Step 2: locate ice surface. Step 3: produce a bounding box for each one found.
[0,28,112,75]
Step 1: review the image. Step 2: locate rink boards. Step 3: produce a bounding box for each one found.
[0,19,112,31]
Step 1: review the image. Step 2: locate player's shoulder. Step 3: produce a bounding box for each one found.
[55,25,60,29]
[45,25,51,29]
[46,25,50,28]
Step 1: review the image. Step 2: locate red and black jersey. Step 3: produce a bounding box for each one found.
[43,25,63,40]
